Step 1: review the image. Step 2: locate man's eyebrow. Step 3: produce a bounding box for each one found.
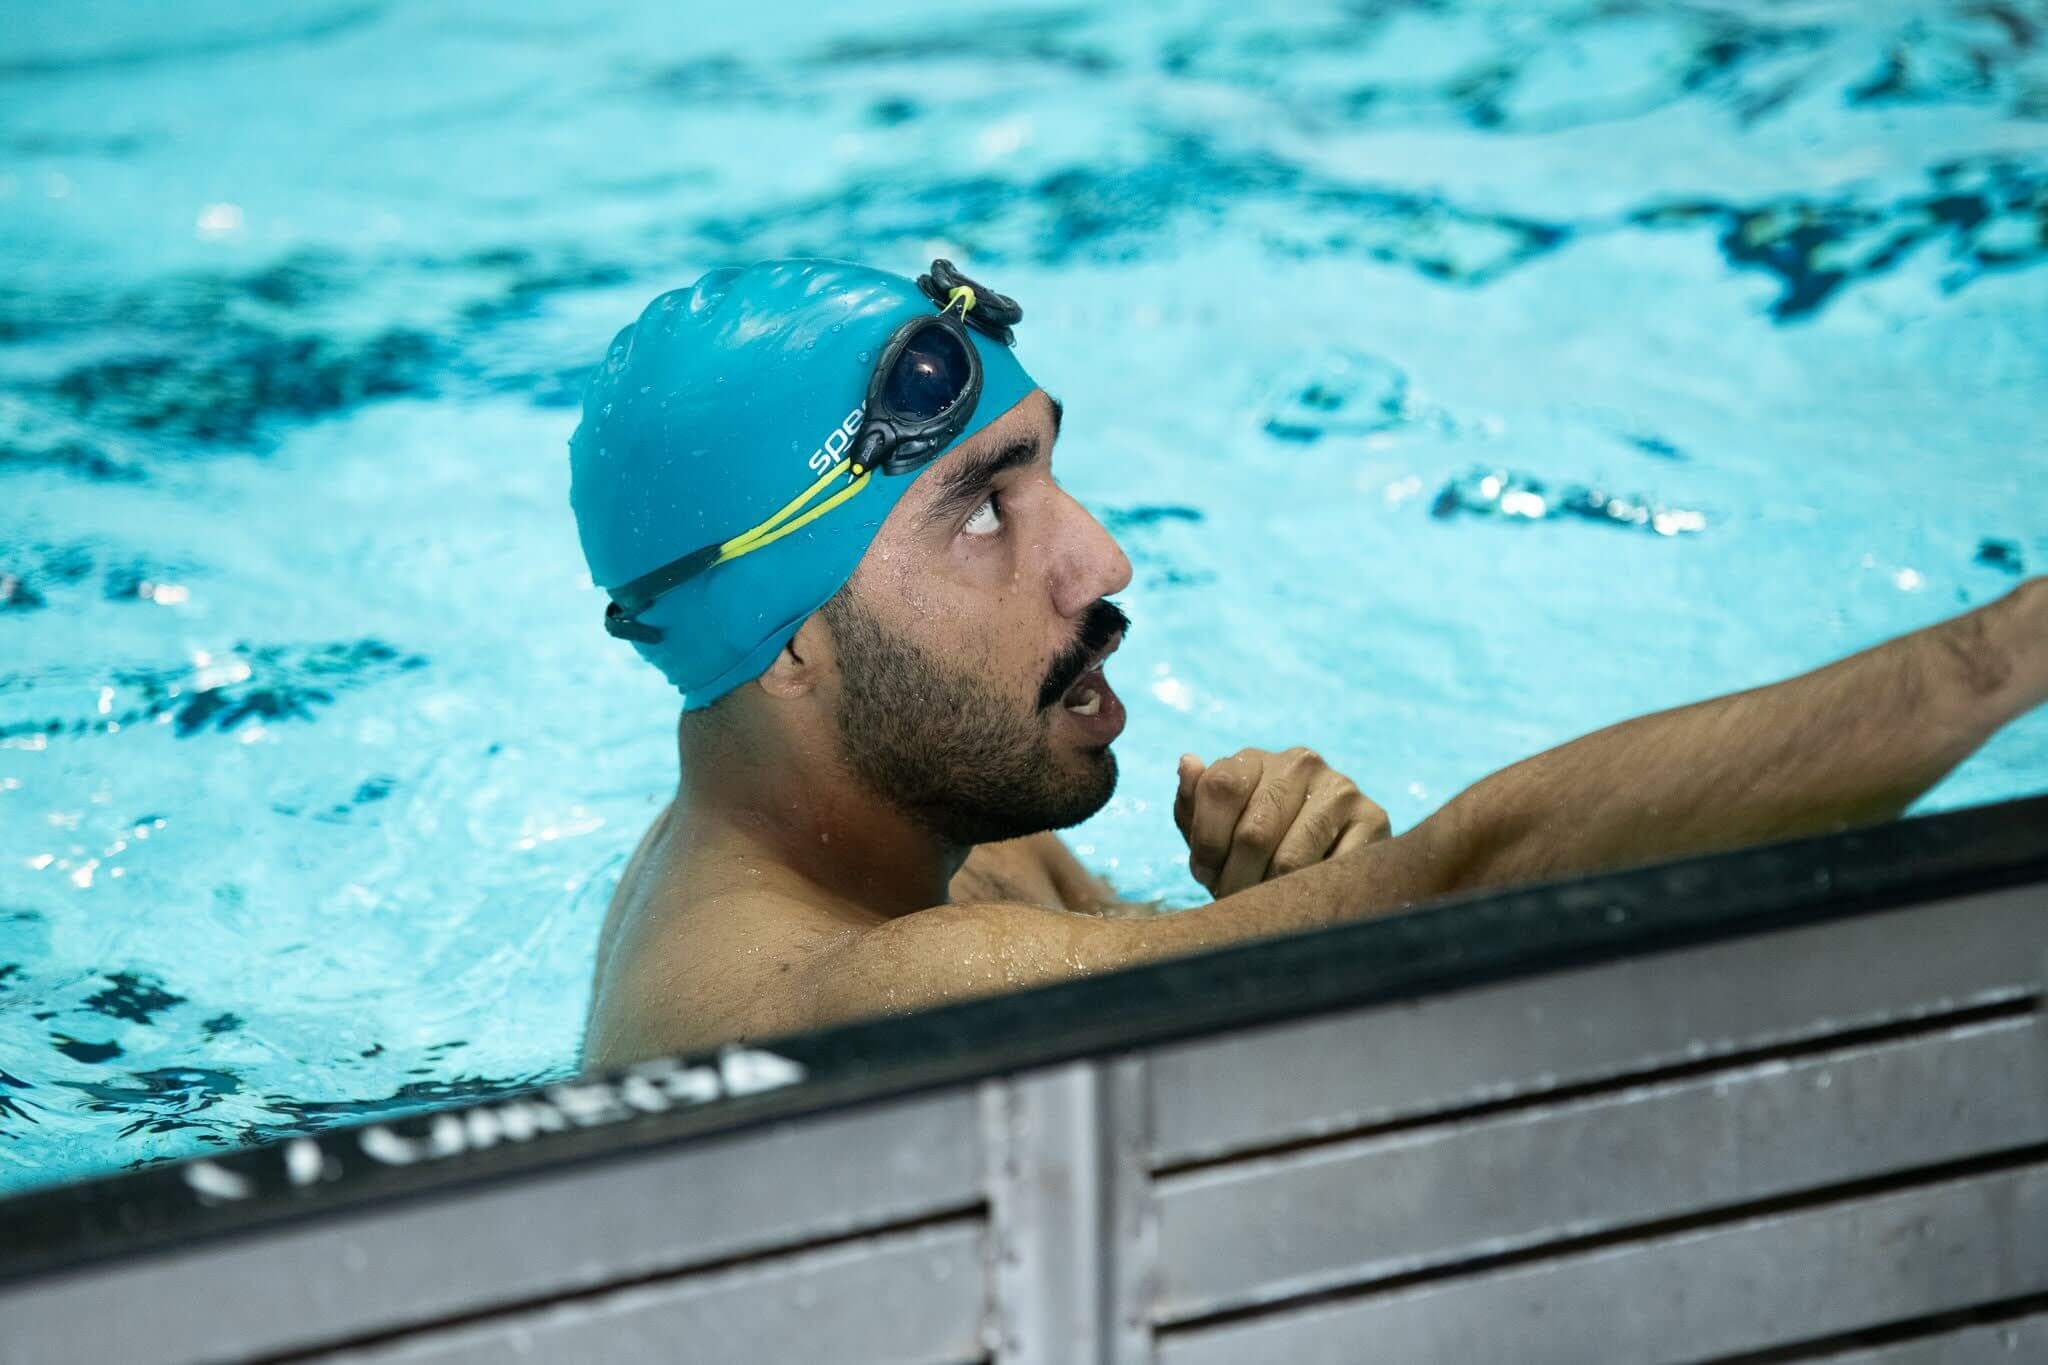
[920,436,1042,527]
[919,395,1062,529]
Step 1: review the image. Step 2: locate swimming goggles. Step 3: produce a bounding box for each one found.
[604,261,1022,645]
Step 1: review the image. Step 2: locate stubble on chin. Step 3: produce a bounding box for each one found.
[824,596,1118,844]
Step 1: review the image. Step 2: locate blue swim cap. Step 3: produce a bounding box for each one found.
[569,259,1038,708]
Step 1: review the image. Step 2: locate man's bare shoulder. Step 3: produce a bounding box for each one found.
[585,826,1139,1070]
[582,869,859,1071]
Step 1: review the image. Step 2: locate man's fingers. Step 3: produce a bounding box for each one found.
[1214,767,1312,898]
[1329,799,1392,860]
[1186,752,1262,892]
[1172,754,1204,842]
[1178,747,1386,895]
[1268,795,1342,878]
[1270,786,1393,877]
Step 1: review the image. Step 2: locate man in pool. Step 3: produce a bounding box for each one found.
[570,258,2048,1068]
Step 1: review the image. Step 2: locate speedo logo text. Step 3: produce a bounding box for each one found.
[808,406,866,474]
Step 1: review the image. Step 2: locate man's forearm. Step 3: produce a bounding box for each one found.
[1437,580,2048,892]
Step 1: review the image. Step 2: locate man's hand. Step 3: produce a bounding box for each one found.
[1174,747,1391,898]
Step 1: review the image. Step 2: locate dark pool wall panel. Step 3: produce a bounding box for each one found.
[322,1222,990,1365]
[1144,883,2045,1166]
[1137,887,2048,1362]
[3,805,2046,1365]
[0,1093,989,1365]
[1820,1312,2048,1363]
[1158,1165,2048,1365]
[1154,1015,2047,1322]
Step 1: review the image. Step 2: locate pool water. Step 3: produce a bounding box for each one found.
[2,0,2044,1197]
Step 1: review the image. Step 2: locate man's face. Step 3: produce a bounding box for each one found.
[822,389,1134,847]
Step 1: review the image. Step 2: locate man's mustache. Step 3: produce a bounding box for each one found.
[1038,600,1131,710]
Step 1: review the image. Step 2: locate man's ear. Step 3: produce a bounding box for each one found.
[757,613,833,701]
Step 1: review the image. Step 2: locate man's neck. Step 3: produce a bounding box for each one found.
[674,716,962,919]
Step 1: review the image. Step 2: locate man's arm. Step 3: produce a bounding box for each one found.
[807,582,2047,1029]
[1017,831,1165,917]
[809,812,1471,1025]
[1435,578,2048,889]
[960,832,1195,917]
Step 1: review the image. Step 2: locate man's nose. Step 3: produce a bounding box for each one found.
[1047,486,1133,619]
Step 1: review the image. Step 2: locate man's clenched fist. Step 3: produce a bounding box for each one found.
[1173,747,1391,898]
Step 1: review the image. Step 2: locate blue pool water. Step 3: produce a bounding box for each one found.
[2,1,2045,1197]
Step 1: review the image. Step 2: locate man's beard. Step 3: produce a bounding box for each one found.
[823,594,1123,847]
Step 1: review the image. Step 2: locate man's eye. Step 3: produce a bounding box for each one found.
[962,494,1003,537]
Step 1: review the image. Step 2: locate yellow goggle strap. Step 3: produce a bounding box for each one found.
[711,458,872,569]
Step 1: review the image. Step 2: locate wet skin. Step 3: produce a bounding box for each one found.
[584,389,1152,1059]
[582,390,2048,1069]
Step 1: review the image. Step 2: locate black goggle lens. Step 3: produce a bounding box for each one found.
[881,322,971,423]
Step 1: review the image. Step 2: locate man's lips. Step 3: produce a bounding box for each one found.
[1053,630,1124,708]
[1058,647,1126,741]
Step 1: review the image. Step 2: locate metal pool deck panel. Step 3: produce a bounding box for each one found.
[0,1092,985,1365]
[1144,883,2045,1166]
[1156,1164,2048,1365]
[324,1221,990,1365]
[1151,1013,2047,1322]
[1,796,2045,1363]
